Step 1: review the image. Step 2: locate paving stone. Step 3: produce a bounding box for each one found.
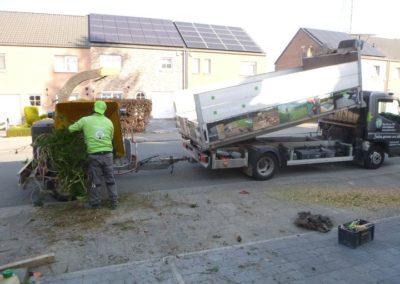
[41,215,400,283]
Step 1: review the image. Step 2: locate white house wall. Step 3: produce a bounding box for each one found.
[361,58,387,92]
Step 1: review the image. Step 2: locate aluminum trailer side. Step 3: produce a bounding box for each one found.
[175,47,362,152]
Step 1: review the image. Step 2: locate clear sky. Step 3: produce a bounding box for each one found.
[1,0,399,70]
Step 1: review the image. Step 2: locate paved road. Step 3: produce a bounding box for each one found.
[0,135,34,207]
[0,119,318,207]
[2,120,400,207]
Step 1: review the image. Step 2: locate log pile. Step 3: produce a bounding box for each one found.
[115,99,152,134]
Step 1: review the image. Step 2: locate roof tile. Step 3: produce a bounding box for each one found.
[0,11,89,48]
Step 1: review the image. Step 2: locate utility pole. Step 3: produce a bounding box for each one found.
[349,0,353,34]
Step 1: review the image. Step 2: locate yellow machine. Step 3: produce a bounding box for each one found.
[54,100,124,157]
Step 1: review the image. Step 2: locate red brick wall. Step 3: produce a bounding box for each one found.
[275,29,322,71]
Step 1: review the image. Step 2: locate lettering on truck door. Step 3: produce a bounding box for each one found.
[372,98,400,155]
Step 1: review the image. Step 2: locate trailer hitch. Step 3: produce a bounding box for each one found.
[114,155,189,175]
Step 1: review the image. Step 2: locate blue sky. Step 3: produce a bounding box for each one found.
[1,0,398,70]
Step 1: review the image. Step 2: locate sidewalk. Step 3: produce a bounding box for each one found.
[41,216,400,284]
[132,118,181,142]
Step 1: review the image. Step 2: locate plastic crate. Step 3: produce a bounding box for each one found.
[338,219,374,248]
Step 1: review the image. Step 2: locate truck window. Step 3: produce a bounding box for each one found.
[379,99,400,123]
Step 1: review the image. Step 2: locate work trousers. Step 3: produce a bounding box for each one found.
[88,153,118,206]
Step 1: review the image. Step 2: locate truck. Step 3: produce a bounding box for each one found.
[174,39,400,180]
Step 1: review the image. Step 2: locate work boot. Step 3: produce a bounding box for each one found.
[82,203,100,209]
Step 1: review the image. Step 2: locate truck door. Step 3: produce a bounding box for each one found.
[369,97,400,156]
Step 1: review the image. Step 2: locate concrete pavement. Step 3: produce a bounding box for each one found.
[41,216,400,284]
[2,120,400,283]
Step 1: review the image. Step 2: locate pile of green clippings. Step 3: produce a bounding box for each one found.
[35,128,88,200]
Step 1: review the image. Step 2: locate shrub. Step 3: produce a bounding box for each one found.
[24,106,40,126]
[35,128,88,199]
[6,124,31,137]
[39,114,49,120]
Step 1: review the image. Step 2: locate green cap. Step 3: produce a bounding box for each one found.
[2,269,13,278]
[94,100,107,115]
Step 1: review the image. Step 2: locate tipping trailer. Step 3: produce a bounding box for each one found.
[175,40,400,180]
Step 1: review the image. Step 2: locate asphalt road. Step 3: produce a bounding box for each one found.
[2,125,400,208]
[119,140,400,194]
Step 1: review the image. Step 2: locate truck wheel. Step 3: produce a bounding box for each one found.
[253,153,277,180]
[364,146,385,169]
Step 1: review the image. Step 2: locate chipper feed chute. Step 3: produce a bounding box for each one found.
[54,100,125,157]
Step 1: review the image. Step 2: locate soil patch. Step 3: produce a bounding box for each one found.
[267,185,400,210]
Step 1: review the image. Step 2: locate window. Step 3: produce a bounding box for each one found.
[136,92,146,99]
[373,65,381,77]
[240,61,257,76]
[54,55,78,73]
[100,55,122,69]
[29,95,41,106]
[192,58,211,74]
[192,58,200,74]
[160,57,173,72]
[378,99,399,115]
[0,53,5,71]
[203,59,211,74]
[396,68,400,80]
[101,91,123,99]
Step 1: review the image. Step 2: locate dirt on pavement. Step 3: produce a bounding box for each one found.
[1,181,400,278]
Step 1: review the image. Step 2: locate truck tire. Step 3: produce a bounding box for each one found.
[364,146,385,169]
[252,153,277,180]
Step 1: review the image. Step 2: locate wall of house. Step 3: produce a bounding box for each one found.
[0,45,90,119]
[0,43,267,121]
[361,57,387,92]
[187,50,266,88]
[90,46,183,98]
[386,60,400,95]
[274,30,323,71]
[90,45,184,118]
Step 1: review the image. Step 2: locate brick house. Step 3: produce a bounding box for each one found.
[274,28,397,94]
[0,11,266,123]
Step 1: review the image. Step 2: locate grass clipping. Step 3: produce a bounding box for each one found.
[35,128,88,199]
[272,186,400,210]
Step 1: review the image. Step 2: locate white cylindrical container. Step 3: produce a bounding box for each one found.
[0,270,20,284]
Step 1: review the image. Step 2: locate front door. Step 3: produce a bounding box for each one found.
[0,94,22,126]
[370,98,400,156]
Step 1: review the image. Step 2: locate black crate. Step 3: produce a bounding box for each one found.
[338,219,374,249]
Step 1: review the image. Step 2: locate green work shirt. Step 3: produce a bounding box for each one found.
[68,113,114,154]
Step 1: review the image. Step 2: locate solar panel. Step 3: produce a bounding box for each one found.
[185,41,208,48]
[89,14,185,47]
[304,28,384,57]
[175,21,263,53]
[88,14,263,52]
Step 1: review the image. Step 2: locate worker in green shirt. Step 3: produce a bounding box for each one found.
[69,100,118,209]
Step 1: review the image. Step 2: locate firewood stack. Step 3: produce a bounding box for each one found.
[114,99,152,135]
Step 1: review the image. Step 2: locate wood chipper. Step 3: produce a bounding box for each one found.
[18,100,187,202]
